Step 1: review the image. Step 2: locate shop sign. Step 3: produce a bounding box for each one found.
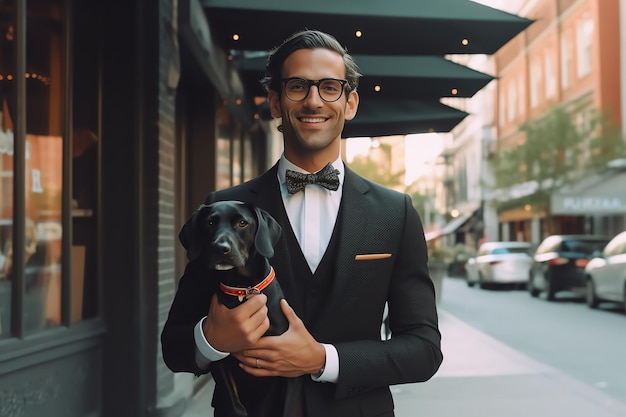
[555,196,626,214]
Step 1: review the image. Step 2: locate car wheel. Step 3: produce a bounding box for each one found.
[478,272,489,290]
[585,278,599,309]
[466,278,475,288]
[545,277,556,301]
[528,272,540,297]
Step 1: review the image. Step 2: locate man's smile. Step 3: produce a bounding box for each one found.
[298,116,328,124]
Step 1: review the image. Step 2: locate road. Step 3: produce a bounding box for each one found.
[438,276,626,404]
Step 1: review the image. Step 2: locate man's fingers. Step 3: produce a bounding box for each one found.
[280,299,301,327]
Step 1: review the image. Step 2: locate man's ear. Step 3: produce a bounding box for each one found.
[344,90,359,121]
[268,90,282,118]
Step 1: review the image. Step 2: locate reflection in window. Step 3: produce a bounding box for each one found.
[216,103,231,190]
[72,0,100,321]
[0,0,102,338]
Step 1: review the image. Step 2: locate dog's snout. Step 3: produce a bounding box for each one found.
[217,241,231,254]
[213,234,233,254]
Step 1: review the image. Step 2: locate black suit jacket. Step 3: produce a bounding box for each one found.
[161,164,443,417]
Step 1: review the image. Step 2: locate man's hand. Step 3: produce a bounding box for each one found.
[203,293,270,353]
[233,299,326,378]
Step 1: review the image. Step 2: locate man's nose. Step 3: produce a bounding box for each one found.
[303,85,323,106]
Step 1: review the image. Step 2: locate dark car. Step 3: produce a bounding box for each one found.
[528,234,610,301]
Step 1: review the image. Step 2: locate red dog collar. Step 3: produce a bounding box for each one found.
[219,267,276,302]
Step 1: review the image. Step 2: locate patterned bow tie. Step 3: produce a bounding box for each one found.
[285,163,340,194]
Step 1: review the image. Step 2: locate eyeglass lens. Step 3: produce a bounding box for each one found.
[284,78,344,102]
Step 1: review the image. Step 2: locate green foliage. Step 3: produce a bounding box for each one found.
[407,190,432,224]
[428,245,454,265]
[490,105,626,211]
[451,243,476,262]
[348,153,405,188]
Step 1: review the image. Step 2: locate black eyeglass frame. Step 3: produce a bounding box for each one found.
[280,77,349,103]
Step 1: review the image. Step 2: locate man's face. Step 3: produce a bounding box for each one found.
[268,48,359,161]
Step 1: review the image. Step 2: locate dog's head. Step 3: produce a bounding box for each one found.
[179,201,282,272]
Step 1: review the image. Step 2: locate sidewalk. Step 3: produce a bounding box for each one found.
[183,310,626,417]
[393,310,626,417]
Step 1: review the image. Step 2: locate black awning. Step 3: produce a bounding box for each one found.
[237,54,494,100]
[201,0,532,55]
[342,99,468,138]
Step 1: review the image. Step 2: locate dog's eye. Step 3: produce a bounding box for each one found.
[237,220,249,228]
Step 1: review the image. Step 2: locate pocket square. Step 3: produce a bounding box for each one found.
[355,253,392,261]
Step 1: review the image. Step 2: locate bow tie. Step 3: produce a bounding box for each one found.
[285,163,340,194]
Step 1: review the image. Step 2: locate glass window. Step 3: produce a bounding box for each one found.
[576,16,593,78]
[72,0,100,321]
[544,49,556,99]
[216,102,231,190]
[0,0,99,339]
[560,32,572,89]
[530,58,541,108]
[0,0,65,336]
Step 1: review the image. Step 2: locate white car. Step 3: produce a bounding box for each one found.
[584,231,626,311]
[466,241,533,289]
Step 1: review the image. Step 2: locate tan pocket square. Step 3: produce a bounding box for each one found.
[355,253,392,261]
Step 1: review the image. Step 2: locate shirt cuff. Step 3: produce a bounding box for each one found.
[194,316,230,368]
[311,343,339,383]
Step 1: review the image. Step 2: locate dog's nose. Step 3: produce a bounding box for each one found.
[219,244,231,254]
[215,240,231,254]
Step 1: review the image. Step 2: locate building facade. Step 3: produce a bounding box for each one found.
[442,0,625,248]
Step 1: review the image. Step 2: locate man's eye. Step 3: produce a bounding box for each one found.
[290,82,307,91]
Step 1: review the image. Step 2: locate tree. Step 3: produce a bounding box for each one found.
[347,151,405,189]
[348,150,437,221]
[490,105,626,211]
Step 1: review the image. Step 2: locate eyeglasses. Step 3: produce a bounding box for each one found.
[280,77,349,103]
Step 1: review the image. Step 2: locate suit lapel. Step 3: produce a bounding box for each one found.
[245,165,308,313]
[309,168,373,327]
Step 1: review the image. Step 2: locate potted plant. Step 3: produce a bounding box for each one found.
[447,243,477,278]
[427,245,453,303]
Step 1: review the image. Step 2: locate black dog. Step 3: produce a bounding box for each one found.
[180,201,289,417]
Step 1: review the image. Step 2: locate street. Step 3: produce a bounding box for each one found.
[183,276,626,417]
[393,276,626,417]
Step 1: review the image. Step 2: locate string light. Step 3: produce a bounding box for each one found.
[0,72,50,85]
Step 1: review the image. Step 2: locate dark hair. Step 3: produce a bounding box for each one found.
[260,30,361,95]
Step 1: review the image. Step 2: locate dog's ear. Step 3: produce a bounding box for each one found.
[252,206,282,259]
[179,204,207,261]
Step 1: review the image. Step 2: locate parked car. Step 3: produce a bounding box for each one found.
[528,234,610,301]
[584,231,626,311]
[465,241,533,289]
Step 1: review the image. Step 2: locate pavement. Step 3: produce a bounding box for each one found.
[182,308,626,417]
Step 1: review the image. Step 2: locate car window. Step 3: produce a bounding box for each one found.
[561,239,608,254]
[491,246,529,255]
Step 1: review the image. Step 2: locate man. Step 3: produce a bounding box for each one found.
[162,30,442,417]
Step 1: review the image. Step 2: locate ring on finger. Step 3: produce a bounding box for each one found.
[255,358,260,368]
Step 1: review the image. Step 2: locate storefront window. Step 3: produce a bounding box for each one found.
[216,101,231,189]
[0,0,99,338]
[71,0,100,321]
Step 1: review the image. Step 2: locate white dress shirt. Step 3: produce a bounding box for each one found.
[194,154,343,383]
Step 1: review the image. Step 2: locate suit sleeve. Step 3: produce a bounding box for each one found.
[161,242,218,375]
[333,194,443,399]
